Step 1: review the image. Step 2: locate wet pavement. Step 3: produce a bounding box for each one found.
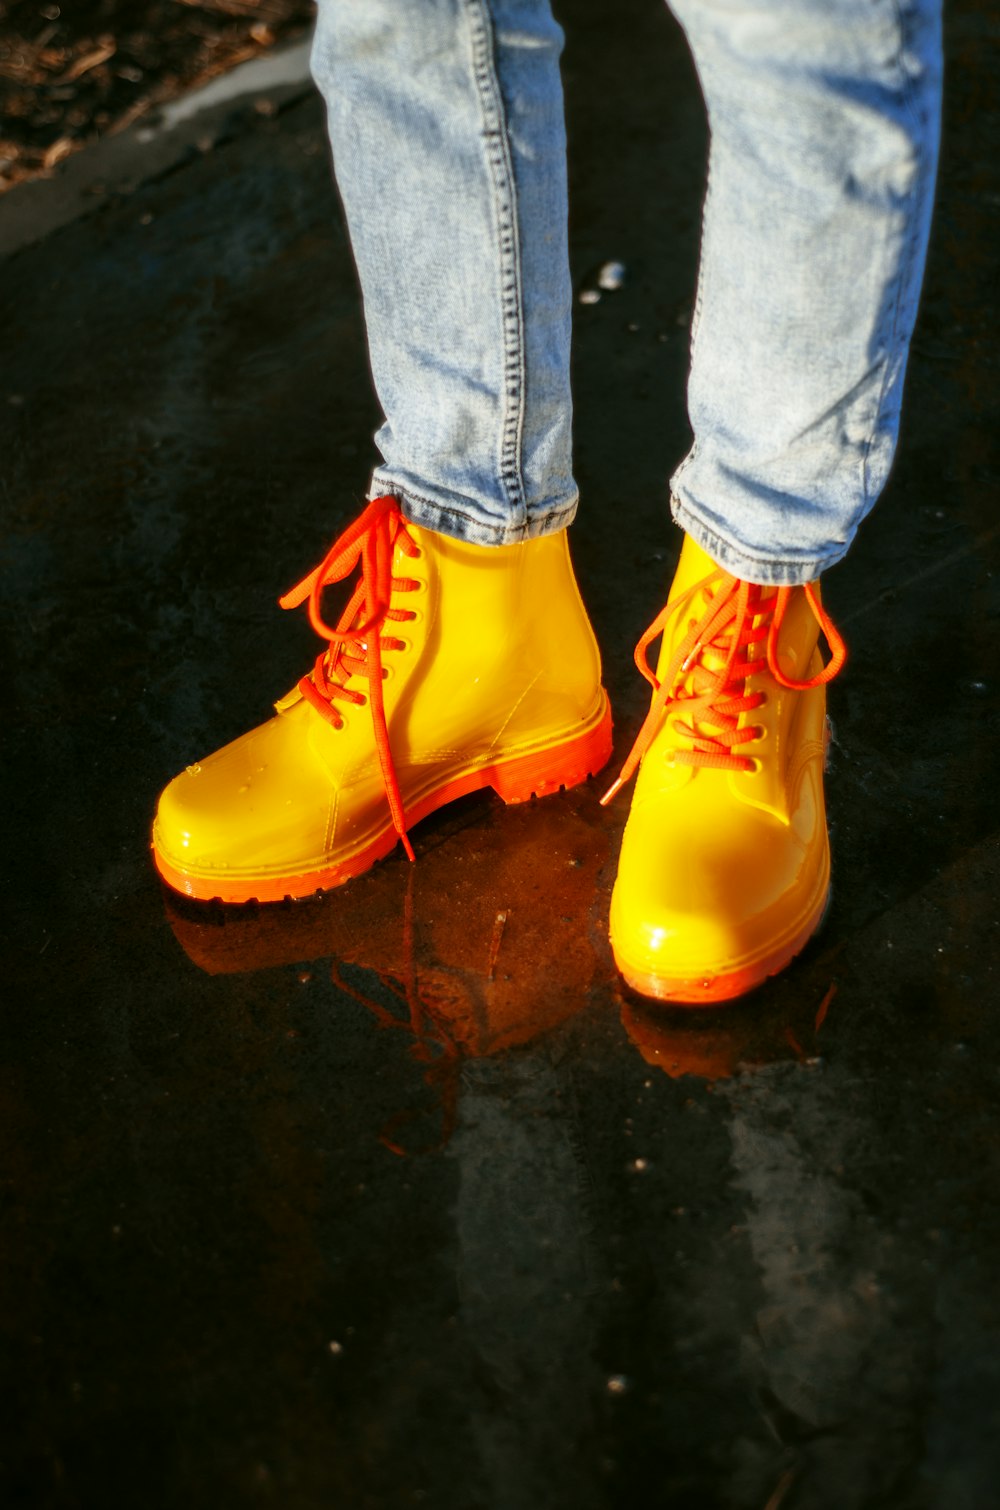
[3,2,999,1506]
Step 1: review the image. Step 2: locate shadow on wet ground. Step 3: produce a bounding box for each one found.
[2,0,999,1505]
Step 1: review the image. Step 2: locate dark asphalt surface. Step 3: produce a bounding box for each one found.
[3,2,1000,1506]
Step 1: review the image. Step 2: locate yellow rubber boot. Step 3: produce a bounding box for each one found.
[604,532,845,1004]
[153,497,612,902]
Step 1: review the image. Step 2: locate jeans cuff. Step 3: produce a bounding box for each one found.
[670,495,851,587]
[369,471,579,546]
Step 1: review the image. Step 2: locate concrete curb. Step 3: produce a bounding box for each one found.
[0,35,315,261]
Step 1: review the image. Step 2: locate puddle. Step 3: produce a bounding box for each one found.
[165,792,611,1138]
[166,776,840,1134]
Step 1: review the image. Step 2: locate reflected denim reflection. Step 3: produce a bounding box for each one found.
[311,0,942,583]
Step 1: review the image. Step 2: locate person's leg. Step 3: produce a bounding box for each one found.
[311,0,577,546]
[671,0,943,585]
[608,0,942,1002]
[152,0,611,903]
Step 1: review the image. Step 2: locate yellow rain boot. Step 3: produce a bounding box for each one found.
[603,532,845,1004]
[153,497,612,902]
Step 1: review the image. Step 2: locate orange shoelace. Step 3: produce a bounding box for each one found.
[279,496,421,860]
[601,566,846,805]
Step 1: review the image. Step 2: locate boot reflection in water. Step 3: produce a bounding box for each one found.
[152,0,941,1004]
[165,795,609,1153]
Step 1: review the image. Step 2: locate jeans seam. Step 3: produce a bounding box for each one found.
[672,90,713,499]
[461,0,527,524]
[859,0,937,521]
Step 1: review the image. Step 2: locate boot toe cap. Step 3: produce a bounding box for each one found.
[152,720,334,889]
[609,795,829,1003]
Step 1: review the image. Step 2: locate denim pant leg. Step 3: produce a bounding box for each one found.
[311,0,576,546]
[667,0,943,586]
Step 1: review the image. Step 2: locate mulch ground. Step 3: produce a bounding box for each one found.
[0,0,316,193]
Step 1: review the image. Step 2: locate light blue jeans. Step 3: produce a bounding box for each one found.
[310,0,941,586]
